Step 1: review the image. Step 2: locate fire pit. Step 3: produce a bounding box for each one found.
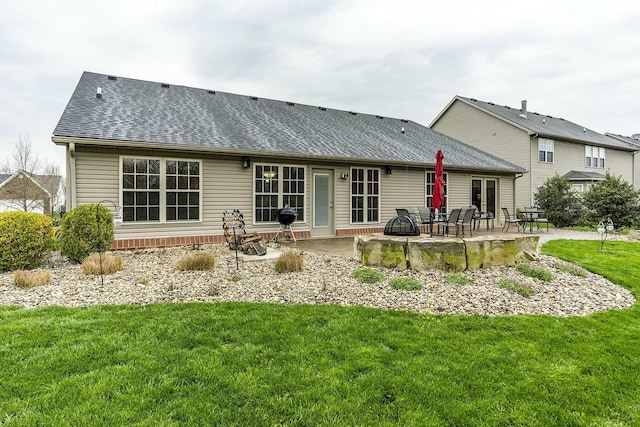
[384,215,420,236]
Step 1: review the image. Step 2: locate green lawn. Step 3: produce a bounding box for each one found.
[1,240,639,426]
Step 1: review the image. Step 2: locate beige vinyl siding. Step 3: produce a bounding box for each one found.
[74,148,255,241]
[379,167,426,222]
[528,139,634,202]
[499,177,515,224]
[72,145,519,240]
[445,172,472,211]
[431,100,531,169]
[334,166,352,228]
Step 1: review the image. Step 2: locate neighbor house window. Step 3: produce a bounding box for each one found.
[538,138,554,163]
[254,164,305,222]
[571,184,584,192]
[121,157,201,222]
[351,168,379,223]
[585,146,605,168]
[425,172,448,214]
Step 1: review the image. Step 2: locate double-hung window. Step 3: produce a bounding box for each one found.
[425,172,448,214]
[121,157,201,222]
[254,164,305,222]
[351,168,379,223]
[538,138,554,163]
[585,146,605,168]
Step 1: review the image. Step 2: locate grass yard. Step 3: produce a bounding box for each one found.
[1,239,639,426]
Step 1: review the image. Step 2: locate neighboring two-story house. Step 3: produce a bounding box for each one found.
[430,96,638,210]
[605,133,640,189]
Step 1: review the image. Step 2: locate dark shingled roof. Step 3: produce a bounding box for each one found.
[563,170,606,181]
[456,97,636,151]
[53,72,524,172]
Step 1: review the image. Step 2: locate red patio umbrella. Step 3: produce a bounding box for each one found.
[432,150,445,212]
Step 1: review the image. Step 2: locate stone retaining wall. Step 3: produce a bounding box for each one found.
[354,234,540,271]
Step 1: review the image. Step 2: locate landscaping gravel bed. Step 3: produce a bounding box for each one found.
[0,244,635,316]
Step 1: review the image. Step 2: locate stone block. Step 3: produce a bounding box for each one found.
[515,235,540,262]
[464,235,540,269]
[407,237,466,272]
[355,235,408,269]
[464,236,517,269]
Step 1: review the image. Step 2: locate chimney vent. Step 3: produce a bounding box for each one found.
[401,127,405,134]
[96,87,102,98]
[519,100,527,118]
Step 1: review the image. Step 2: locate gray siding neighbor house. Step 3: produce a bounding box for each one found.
[52,72,524,249]
[430,96,638,209]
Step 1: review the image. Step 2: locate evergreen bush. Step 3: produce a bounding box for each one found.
[60,204,115,263]
[582,173,640,228]
[534,175,583,228]
[0,211,53,272]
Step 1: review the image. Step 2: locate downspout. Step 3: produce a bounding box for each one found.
[68,142,77,209]
[530,133,538,207]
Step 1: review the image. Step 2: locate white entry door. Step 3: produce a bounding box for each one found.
[311,169,335,236]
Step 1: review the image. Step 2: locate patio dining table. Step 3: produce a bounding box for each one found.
[521,208,547,232]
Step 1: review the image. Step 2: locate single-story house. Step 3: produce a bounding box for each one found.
[52,72,525,249]
[0,169,63,214]
[430,96,638,208]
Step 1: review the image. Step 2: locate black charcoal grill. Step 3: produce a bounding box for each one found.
[384,215,420,236]
[274,206,298,242]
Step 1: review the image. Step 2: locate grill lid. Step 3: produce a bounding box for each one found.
[277,207,297,225]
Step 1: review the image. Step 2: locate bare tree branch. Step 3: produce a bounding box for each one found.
[0,135,64,214]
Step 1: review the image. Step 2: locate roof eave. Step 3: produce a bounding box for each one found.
[52,135,525,174]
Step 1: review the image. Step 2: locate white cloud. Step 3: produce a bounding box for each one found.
[1,0,640,174]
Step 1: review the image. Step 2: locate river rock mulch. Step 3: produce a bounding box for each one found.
[0,244,635,316]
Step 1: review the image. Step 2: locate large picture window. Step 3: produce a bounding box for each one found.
[121,157,201,223]
[255,164,305,222]
[351,168,379,223]
[585,146,605,168]
[425,172,448,214]
[538,138,554,163]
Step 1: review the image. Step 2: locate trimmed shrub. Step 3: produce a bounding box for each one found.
[352,267,383,284]
[389,277,422,291]
[60,204,115,263]
[274,251,304,273]
[13,269,52,288]
[82,252,124,275]
[0,211,53,272]
[175,252,215,271]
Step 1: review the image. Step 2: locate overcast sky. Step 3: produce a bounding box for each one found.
[2,0,639,175]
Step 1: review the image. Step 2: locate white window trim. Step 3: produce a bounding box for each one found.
[252,163,307,224]
[349,167,380,224]
[585,145,605,168]
[119,155,203,224]
[425,171,448,214]
[538,138,554,163]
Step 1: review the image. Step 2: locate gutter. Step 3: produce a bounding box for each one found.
[51,136,526,175]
